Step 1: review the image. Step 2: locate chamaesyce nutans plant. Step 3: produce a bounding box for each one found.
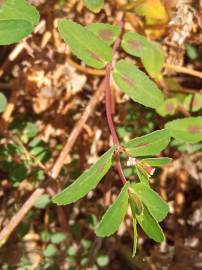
[0,0,202,257]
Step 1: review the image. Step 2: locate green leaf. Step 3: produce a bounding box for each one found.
[23,122,38,139]
[131,183,169,222]
[53,148,114,205]
[141,44,164,78]
[136,205,165,243]
[40,231,50,242]
[34,194,50,209]
[183,94,202,112]
[123,129,170,157]
[43,244,57,257]
[186,44,198,60]
[0,92,7,113]
[0,0,40,45]
[96,255,109,267]
[156,98,178,116]
[128,188,143,216]
[86,23,120,45]
[9,163,29,182]
[84,0,104,13]
[113,60,164,109]
[132,218,137,257]
[142,157,172,167]
[58,19,112,69]
[165,117,202,143]
[95,182,129,237]
[51,232,66,244]
[121,32,164,77]
[67,246,77,257]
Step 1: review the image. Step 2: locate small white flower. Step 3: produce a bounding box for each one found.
[126,157,137,167]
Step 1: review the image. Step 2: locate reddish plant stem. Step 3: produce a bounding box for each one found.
[105,39,127,185]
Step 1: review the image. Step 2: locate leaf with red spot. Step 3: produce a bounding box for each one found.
[122,32,164,78]
[58,19,112,69]
[156,98,178,116]
[123,129,170,157]
[165,117,202,143]
[86,23,121,45]
[113,60,164,109]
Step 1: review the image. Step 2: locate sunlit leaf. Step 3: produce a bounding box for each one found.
[58,19,112,69]
[156,98,178,116]
[113,60,164,108]
[124,129,170,157]
[0,0,40,45]
[0,92,7,113]
[134,0,168,21]
[131,182,169,222]
[52,148,114,205]
[136,205,165,243]
[95,182,129,237]
[183,94,202,112]
[142,157,172,167]
[122,32,164,77]
[84,0,104,13]
[165,117,202,143]
[86,23,120,45]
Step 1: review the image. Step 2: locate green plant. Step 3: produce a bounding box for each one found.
[51,18,202,257]
[1,0,202,259]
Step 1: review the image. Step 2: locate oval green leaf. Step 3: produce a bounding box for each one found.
[142,157,172,167]
[84,0,104,13]
[86,23,120,45]
[136,205,165,243]
[156,98,178,117]
[113,60,164,109]
[131,182,169,222]
[0,0,40,45]
[123,129,170,157]
[95,182,129,237]
[165,117,202,143]
[122,32,164,77]
[52,148,114,205]
[58,19,112,69]
[0,92,7,113]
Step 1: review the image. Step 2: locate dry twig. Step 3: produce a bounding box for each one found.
[0,79,105,246]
